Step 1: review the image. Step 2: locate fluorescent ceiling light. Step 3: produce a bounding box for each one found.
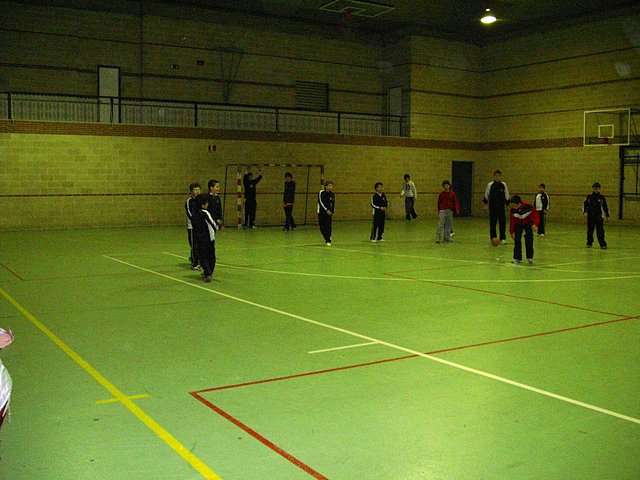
[481,8,497,24]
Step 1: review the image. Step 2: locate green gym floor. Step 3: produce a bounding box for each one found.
[0,218,638,480]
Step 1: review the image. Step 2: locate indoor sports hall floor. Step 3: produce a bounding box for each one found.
[0,218,638,480]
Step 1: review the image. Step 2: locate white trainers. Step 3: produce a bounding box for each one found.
[527,259,533,264]
[500,240,507,245]
[511,259,522,264]
[326,242,332,246]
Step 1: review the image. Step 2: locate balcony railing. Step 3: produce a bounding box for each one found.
[0,92,407,137]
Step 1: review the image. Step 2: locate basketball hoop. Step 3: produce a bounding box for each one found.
[584,108,632,147]
[218,47,244,104]
[341,9,356,38]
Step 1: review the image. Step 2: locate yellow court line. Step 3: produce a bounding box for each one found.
[0,286,222,480]
[96,393,150,405]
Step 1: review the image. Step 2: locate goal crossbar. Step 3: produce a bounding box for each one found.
[223,163,325,228]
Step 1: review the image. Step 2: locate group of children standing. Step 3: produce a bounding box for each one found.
[185,171,611,279]
[185,180,224,282]
[506,181,609,264]
[323,173,610,263]
[482,170,610,263]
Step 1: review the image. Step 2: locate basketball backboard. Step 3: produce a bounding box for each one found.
[584,108,631,146]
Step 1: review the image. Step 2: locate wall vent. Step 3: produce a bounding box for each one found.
[295,81,329,112]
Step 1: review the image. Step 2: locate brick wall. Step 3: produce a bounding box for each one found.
[0,122,482,230]
[0,1,385,113]
[473,15,639,226]
[1,3,638,228]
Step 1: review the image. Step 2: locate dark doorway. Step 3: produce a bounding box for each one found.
[452,161,473,216]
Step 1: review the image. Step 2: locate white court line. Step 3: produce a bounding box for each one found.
[546,255,640,268]
[104,254,640,426]
[163,252,640,283]
[220,242,323,252]
[308,342,378,354]
[161,252,414,282]
[307,246,640,274]
[330,246,488,264]
[117,250,640,276]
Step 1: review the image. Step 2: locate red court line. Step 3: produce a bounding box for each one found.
[17,269,201,282]
[22,271,148,281]
[191,314,638,478]
[195,354,416,394]
[383,271,630,318]
[425,279,630,317]
[190,392,329,480]
[427,315,639,354]
[1,262,25,281]
[194,315,639,395]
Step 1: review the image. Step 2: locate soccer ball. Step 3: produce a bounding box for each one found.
[491,237,500,247]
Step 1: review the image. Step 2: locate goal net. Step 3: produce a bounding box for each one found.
[222,163,325,228]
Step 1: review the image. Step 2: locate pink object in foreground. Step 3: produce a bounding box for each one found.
[0,329,14,349]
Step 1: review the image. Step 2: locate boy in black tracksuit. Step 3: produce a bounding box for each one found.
[483,170,510,243]
[583,182,609,249]
[192,194,220,283]
[206,179,224,228]
[534,183,550,236]
[243,168,263,228]
[317,181,335,245]
[370,182,388,242]
[283,172,297,230]
[185,183,201,269]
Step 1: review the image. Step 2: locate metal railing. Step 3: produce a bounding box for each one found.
[0,92,407,137]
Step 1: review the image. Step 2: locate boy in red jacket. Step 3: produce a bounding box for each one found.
[436,180,460,243]
[509,195,539,264]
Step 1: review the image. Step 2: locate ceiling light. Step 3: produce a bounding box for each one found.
[480,8,497,24]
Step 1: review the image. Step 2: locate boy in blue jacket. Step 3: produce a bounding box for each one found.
[370,182,388,242]
[582,182,609,249]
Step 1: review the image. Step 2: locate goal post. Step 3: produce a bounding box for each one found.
[223,163,325,228]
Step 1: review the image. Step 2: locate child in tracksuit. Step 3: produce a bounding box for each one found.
[436,180,460,243]
[582,182,609,249]
[185,183,201,269]
[317,181,335,245]
[206,179,223,229]
[483,170,510,244]
[509,195,539,264]
[370,182,388,242]
[283,173,297,231]
[400,174,418,220]
[192,194,220,283]
[243,168,263,228]
[534,183,550,237]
